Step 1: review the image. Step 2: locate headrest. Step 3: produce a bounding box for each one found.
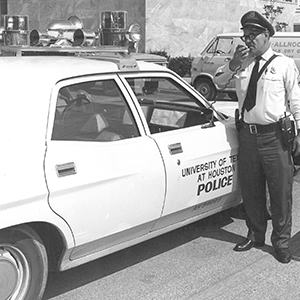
[76,89,91,101]
[80,113,108,133]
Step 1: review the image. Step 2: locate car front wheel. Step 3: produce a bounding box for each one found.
[0,225,48,300]
[194,78,217,100]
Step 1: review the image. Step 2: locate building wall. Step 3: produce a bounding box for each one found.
[146,0,300,56]
[3,0,299,56]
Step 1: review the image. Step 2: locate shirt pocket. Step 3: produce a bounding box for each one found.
[261,73,284,92]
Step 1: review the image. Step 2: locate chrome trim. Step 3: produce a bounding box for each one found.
[56,162,77,177]
[168,143,183,155]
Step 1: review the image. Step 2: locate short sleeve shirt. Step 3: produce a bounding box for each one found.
[214,46,300,128]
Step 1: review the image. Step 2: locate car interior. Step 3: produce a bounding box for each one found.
[51,77,215,141]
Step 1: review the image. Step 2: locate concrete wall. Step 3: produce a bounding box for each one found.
[4,0,300,56]
[146,0,300,56]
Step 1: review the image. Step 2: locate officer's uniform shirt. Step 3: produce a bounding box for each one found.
[214,46,300,129]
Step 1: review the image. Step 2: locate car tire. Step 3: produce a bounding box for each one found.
[194,78,217,100]
[0,225,48,300]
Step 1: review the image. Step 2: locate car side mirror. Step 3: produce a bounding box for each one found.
[201,108,215,128]
[143,80,158,94]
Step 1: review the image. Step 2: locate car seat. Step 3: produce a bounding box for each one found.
[80,113,122,142]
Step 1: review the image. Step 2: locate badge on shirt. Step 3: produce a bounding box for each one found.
[270,66,276,74]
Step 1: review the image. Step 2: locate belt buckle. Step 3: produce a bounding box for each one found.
[249,124,258,134]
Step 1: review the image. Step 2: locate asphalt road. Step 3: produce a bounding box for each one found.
[42,170,300,300]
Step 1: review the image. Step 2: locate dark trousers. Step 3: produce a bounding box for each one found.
[238,126,293,249]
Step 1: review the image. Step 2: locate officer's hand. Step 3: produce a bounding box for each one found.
[229,45,250,71]
[292,133,300,157]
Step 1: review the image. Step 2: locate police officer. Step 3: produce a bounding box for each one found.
[214,10,300,263]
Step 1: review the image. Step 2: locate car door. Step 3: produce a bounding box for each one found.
[120,73,241,230]
[45,74,166,259]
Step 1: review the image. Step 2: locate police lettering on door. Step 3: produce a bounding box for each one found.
[181,154,238,196]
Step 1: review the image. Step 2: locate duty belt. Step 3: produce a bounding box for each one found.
[242,121,280,134]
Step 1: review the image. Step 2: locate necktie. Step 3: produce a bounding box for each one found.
[244,56,261,112]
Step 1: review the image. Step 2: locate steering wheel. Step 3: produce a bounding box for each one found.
[67,95,91,105]
[61,95,92,123]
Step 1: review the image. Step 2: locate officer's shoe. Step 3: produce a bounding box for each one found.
[233,239,265,252]
[275,248,292,264]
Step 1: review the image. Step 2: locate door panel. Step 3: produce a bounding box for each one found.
[46,138,165,247]
[152,121,239,217]
[45,76,166,253]
[120,73,240,231]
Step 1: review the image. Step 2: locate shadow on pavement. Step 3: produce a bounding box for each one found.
[44,191,300,299]
[43,207,244,299]
[290,231,300,261]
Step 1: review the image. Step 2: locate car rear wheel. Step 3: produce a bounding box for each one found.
[0,225,48,300]
[194,78,217,100]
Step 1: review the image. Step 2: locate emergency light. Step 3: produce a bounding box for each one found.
[2,15,29,46]
[100,11,127,46]
[1,12,142,52]
[126,23,141,43]
[4,15,28,31]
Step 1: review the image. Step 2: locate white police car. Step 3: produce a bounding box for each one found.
[0,52,241,300]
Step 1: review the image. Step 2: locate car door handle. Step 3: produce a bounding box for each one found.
[56,162,77,177]
[168,143,183,155]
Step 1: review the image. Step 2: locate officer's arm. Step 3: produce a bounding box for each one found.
[286,60,300,155]
[287,61,300,129]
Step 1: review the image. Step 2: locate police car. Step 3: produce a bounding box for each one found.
[0,51,241,300]
[0,17,241,300]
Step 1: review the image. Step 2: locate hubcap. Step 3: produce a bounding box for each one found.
[200,84,209,97]
[0,247,29,300]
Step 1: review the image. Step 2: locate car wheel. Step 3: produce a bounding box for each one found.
[195,78,217,100]
[0,225,48,300]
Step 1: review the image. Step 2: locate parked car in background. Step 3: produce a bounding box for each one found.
[191,32,300,100]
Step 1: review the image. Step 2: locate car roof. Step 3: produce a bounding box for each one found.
[0,56,167,142]
[0,56,166,85]
[0,56,119,84]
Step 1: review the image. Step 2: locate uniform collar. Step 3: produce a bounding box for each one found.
[242,47,273,69]
[259,46,273,61]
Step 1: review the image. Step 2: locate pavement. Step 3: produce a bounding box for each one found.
[44,172,300,300]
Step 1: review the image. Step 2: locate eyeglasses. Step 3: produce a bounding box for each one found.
[240,32,263,42]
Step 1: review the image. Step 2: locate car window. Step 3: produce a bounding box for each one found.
[125,77,214,134]
[207,37,233,55]
[51,79,140,141]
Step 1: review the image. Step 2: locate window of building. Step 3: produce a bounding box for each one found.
[262,0,298,3]
[293,23,300,31]
[0,0,7,15]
